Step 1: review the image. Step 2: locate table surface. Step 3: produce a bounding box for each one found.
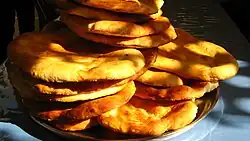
[1,0,250,141]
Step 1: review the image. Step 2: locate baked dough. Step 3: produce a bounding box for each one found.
[134,81,219,101]
[153,28,239,81]
[8,67,128,102]
[61,17,177,48]
[60,12,171,37]
[136,68,183,87]
[8,31,146,82]
[72,0,164,15]
[52,118,98,131]
[7,47,156,102]
[98,97,198,136]
[56,0,162,22]
[21,81,136,121]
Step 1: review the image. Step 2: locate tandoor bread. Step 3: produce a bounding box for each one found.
[52,118,98,131]
[7,63,128,102]
[56,0,162,22]
[152,28,239,81]
[63,81,135,120]
[134,81,219,101]
[7,47,156,102]
[148,9,163,19]
[136,68,183,87]
[21,81,136,121]
[8,64,45,101]
[98,97,198,136]
[7,31,146,82]
[32,48,156,102]
[61,17,177,48]
[7,61,127,95]
[72,0,164,15]
[6,0,236,137]
[9,63,136,103]
[60,12,172,38]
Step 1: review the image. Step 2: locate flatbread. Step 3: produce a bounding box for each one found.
[34,48,156,102]
[61,18,177,48]
[7,64,44,101]
[10,70,128,102]
[7,31,146,82]
[52,118,98,131]
[56,0,162,22]
[7,61,131,102]
[60,12,171,37]
[64,81,135,120]
[152,28,239,81]
[7,61,127,96]
[7,47,156,102]
[134,81,219,101]
[21,81,136,121]
[136,68,183,87]
[149,9,163,19]
[98,97,198,136]
[72,0,164,15]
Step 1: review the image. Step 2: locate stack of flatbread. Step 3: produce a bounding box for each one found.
[6,0,239,137]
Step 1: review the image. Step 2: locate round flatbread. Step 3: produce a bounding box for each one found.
[7,65,43,101]
[7,61,127,96]
[134,81,219,101]
[72,0,164,15]
[98,97,198,136]
[60,12,171,38]
[41,48,155,102]
[61,17,177,48]
[8,31,146,82]
[152,28,239,81]
[8,67,128,102]
[56,0,162,22]
[21,81,136,121]
[136,68,183,87]
[7,47,156,102]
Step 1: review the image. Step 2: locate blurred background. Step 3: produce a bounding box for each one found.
[12,0,250,43]
[221,0,250,42]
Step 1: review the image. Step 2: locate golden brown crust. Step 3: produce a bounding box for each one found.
[98,97,198,136]
[60,15,177,48]
[152,28,239,81]
[136,68,183,87]
[60,12,171,38]
[56,0,162,22]
[77,31,176,48]
[7,31,146,82]
[34,81,126,96]
[52,118,98,131]
[7,61,133,103]
[8,61,127,95]
[64,81,136,120]
[7,63,42,101]
[7,47,156,102]
[72,0,164,15]
[134,81,219,101]
[40,48,156,101]
[149,9,163,19]
[21,81,136,121]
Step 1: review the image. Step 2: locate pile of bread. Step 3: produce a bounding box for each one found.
[6,0,238,137]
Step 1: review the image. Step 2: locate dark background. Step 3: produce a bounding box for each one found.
[221,0,250,42]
